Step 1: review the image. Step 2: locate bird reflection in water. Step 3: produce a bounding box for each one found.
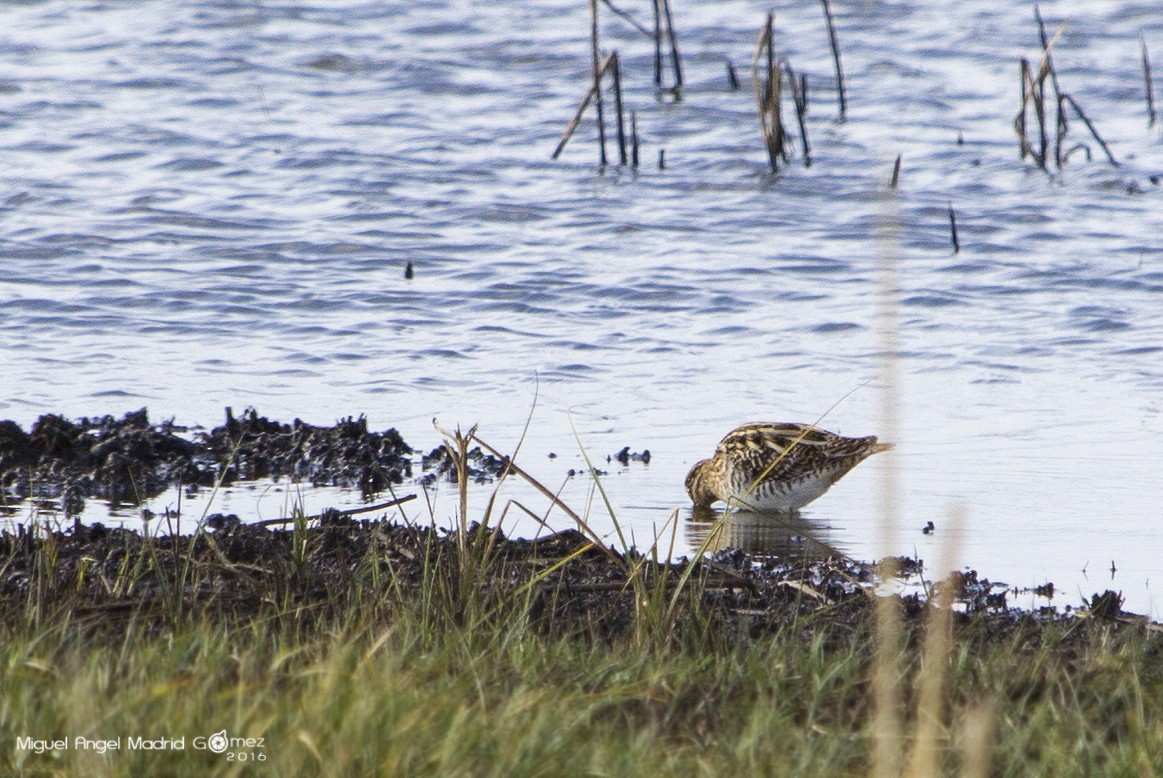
[685,507,848,562]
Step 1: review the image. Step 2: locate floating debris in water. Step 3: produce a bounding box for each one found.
[611,447,651,466]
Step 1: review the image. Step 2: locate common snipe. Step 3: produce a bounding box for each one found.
[685,422,891,512]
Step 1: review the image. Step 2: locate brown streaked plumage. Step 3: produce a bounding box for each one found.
[685,422,892,512]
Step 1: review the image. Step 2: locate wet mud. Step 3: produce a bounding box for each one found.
[0,408,413,515]
[0,516,1140,645]
[0,409,1147,639]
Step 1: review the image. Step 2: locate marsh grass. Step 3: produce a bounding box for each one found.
[2,431,1163,776]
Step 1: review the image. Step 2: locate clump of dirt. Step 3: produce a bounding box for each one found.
[419,443,508,486]
[0,408,412,516]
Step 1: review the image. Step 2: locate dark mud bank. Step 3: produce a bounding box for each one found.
[0,518,1145,642]
[0,408,419,515]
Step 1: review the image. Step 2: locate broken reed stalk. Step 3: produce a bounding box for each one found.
[253,494,417,528]
[660,0,684,96]
[600,0,651,37]
[631,110,639,168]
[726,60,740,91]
[590,0,608,166]
[611,51,628,165]
[1014,57,1048,169]
[785,62,811,165]
[1143,35,1157,127]
[1054,92,1067,169]
[820,0,847,120]
[752,13,786,172]
[551,53,616,160]
[652,0,663,89]
[1014,58,1034,164]
[948,206,960,254]
[1033,5,1063,101]
[889,154,901,188]
[1063,93,1120,166]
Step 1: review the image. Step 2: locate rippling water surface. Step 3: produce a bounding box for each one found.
[2,0,1162,614]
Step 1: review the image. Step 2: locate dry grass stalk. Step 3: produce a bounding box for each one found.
[904,508,964,778]
[873,201,903,778]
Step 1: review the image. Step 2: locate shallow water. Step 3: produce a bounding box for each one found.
[2,0,1162,615]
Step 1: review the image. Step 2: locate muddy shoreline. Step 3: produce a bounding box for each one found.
[0,408,1148,633]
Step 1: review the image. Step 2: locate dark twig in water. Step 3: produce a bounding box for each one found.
[785,62,811,166]
[1063,142,1091,163]
[1062,93,1119,166]
[658,148,666,169]
[551,54,615,159]
[254,494,417,527]
[948,206,960,254]
[590,0,608,166]
[631,110,639,168]
[726,59,740,91]
[820,0,847,120]
[1054,92,1067,169]
[600,0,652,38]
[890,154,902,189]
[1143,35,1157,127]
[610,51,628,166]
[652,0,663,89]
[660,0,684,97]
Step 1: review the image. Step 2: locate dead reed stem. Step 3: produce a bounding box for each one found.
[552,53,616,160]
[253,494,417,527]
[1143,36,1157,127]
[1063,93,1119,166]
[752,14,786,172]
[948,205,960,253]
[631,110,639,168]
[786,62,812,165]
[600,0,651,38]
[820,0,847,120]
[590,0,608,166]
[1034,6,1062,101]
[889,154,901,188]
[660,0,684,96]
[652,0,663,89]
[611,51,628,165]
